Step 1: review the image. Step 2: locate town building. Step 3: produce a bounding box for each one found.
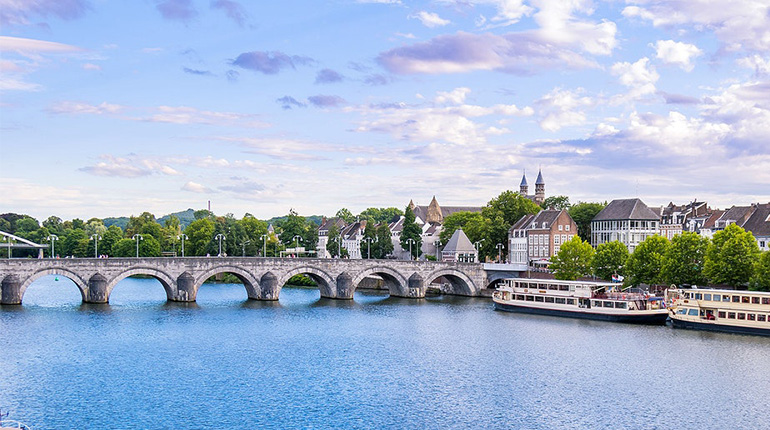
[518,169,546,206]
[703,203,770,251]
[508,209,578,267]
[591,198,660,252]
[441,229,477,262]
[658,200,712,239]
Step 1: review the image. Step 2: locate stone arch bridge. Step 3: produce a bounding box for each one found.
[0,257,488,305]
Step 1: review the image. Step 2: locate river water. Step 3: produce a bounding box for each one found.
[1,275,769,429]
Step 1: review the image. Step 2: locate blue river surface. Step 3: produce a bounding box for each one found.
[1,275,770,430]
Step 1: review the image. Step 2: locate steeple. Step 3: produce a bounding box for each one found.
[426,196,443,224]
[519,171,528,196]
[535,169,545,205]
[408,200,415,211]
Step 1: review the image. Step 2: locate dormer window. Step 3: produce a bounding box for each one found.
[542,222,547,228]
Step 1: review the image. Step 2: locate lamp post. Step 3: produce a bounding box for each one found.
[330,235,342,258]
[3,237,13,259]
[89,234,102,258]
[292,235,303,257]
[363,236,377,259]
[496,243,504,263]
[474,239,485,263]
[215,233,226,256]
[240,240,250,257]
[260,234,267,257]
[132,234,143,258]
[406,238,416,261]
[178,234,188,257]
[47,234,59,258]
[434,240,441,261]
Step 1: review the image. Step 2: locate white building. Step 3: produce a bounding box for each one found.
[591,198,660,253]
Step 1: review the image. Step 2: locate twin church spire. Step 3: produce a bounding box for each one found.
[519,169,545,205]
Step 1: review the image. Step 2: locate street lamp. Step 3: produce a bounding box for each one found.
[405,238,416,261]
[496,243,504,263]
[292,235,303,257]
[47,234,59,258]
[215,233,226,256]
[240,240,251,257]
[3,236,13,259]
[474,239,485,263]
[363,236,377,259]
[178,234,188,257]
[260,234,267,257]
[90,234,102,258]
[132,234,143,258]
[434,240,441,261]
[330,236,341,258]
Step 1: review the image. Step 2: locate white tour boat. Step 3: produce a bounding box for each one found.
[666,288,770,336]
[493,278,669,325]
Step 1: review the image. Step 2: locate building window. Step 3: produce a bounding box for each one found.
[558,225,563,231]
[565,225,570,231]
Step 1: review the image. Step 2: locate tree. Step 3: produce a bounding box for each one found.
[101,225,124,256]
[625,235,670,286]
[400,205,422,259]
[184,218,215,256]
[750,251,770,291]
[480,190,541,262]
[550,236,594,280]
[661,232,709,286]
[61,228,89,257]
[42,216,63,234]
[569,202,606,242]
[438,211,488,246]
[541,195,571,210]
[592,241,628,281]
[326,224,344,258]
[240,215,268,256]
[358,207,402,224]
[360,222,377,259]
[335,208,355,224]
[704,224,760,287]
[278,209,317,255]
[374,224,394,258]
[111,235,161,257]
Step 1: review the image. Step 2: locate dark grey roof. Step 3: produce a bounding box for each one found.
[412,204,482,223]
[530,210,561,229]
[593,198,659,221]
[741,204,770,236]
[535,169,545,185]
[510,214,536,232]
[719,205,755,225]
[443,229,476,254]
[520,174,528,187]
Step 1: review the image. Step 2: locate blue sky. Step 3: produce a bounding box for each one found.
[1,0,769,221]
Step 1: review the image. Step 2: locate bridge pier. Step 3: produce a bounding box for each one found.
[256,272,280,301]
[86,273,109,304]
[405,272,427,298]
[1,274,22,305]
[174,272,196,302]
[332,272,355,300]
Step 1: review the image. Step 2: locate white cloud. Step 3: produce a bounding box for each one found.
[49,101,124,115]
[738,55,770,76]
[410,11,450,28]
[611,57,659,100]
[532,0,618,56]
[82,63,101,71]
[182,181,212,193]
[79,155,181,178]
[435,87,471,104]
[0,36,82,55]
[623,0,770,51]
[623,111,730,157]
[535,87,592,132]
[654,40,702,72]
[440,0,533,27]
[0,78,42,91]
[700,80,770,150]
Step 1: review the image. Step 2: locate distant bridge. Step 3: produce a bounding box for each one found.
[0,257,489,305]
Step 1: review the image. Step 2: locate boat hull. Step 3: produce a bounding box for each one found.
[670,317,770,337]
[494,301,668,325]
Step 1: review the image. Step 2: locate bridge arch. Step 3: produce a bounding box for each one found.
[19,268,89,302]
[277,266,336,297]
[193,265,260,298]
[105,267,176,301]
[424,268,479,296]
[351,265,409,297]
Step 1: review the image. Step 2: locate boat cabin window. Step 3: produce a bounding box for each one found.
[516,295,525,301]
[615,302,627,309]
[535,296,544,302]
[526,295,534,301]
[742,296,750,303]
[762,298,770,305]
[604,301,614,308]
[545,297,555,303]
[752,297,760,304]
[688,309,699,316]
[559,285,569,291]
[555,298,566,304]
[695,293,702,300]
[592,300,601,307]
[758,315,767,322]
[738,313,746,320]
[728,312,736,319]
[566,299,576,305]
[712,294,720,301]
[718,311,726,318]
[548,284,558,290]
[704,294,712,301]
[677,309,687,315]
[723,295,731,302]
[732,296,740,303]
[748,314,756,321]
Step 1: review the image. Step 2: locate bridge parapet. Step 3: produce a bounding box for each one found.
[0,257,488,305]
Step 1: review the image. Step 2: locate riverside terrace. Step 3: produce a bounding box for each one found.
[0,257,489,305]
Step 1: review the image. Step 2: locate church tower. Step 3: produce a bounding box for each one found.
[426,196,443,224]
[535,169,545,205]
[519,172,528,196]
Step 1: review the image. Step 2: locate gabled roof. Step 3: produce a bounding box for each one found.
[702,209,725,229]
[529,210,561,229]
[388,216,404,233]
[593,198,659,221]
[510,214,536,232]
[741,203,770,236]
[442,228,476,254]
[719,205,755,225]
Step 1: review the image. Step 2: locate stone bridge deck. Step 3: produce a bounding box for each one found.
[0,257,488,305]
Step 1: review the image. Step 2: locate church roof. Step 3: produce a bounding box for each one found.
[520,174,528,187]
[442,229,476,254]
[535,169,545,185]
[426,196,443,224]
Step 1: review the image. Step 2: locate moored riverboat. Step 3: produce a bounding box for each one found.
[666,288,770,337]
[493,278,668,325]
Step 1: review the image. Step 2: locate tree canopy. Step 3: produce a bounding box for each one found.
[704,224,760,287]
[625,235,670,286]
[568,202,606,242]
[661,232,709,286]
[592,241,628,281]
[750,251,770,291]
[550,236,594,280]
[400,206,423,259]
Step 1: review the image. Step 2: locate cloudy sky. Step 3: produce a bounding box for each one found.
[2,0,769,221]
